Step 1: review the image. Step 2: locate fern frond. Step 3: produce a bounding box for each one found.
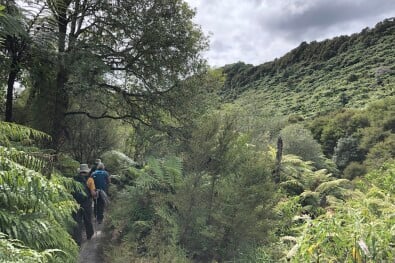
[0,146,46,172]
[300,190,320,207]
[147,157,164,180]
[0,122,77,262]
[0,158,77,261]
[366,187,387,199]
[162,156,183,187]
[155,206,177,226]
[315,179,352,199]
[0,12,28,40]
[0,232,54,263]
[135,173,160,190]
[281,154,314,181]
[0,121,50,146]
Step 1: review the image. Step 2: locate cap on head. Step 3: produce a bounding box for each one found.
[78,164,90,174]
[95,159,101,164]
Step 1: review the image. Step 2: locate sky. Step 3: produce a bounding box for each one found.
[185,0,395,67]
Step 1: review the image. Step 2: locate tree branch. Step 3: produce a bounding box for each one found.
[64,110,151,126]
[98,83,147,97]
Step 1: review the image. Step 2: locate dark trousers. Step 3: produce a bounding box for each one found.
[73,198,94,245]
[94,195,105,223]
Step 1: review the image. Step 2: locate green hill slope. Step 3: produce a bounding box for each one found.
[222,18,395,118]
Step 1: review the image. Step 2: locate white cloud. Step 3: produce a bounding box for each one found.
[186,0,395,66]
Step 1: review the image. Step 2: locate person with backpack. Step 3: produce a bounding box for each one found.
[91,162,110,224]
[89,158,101,175]
[72,164,96,245]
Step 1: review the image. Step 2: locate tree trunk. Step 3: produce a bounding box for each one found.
[5,58,18,122]
[180,173,201,245]
[274,136,283,183]
[51,9,69,149]
[52,58,69,149]
[207,174,217,224]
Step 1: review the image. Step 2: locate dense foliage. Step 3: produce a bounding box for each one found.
[222,18,395,117]
[97,16,395,262]
[279,161,395,262]
[1,1,394,261]
[104,114,280,262]
[1,0,207,151]
[310,97,395,174]
[0,122,78,262]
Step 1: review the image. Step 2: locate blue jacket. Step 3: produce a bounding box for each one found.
[91,170,109,192]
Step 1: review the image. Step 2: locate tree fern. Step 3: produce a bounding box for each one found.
[0,10,28,44]
[0,163,78,261]
[280,154,314,182]
[0,121,50,146]
[283,161,395,262]
[135,157,183,193]
[105,156,184,260]
[0,232,61,263]
[134,168,161,190]
[315,179,352,200]
[0,122,78,262]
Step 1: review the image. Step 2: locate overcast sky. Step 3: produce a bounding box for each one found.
[185,0,395,67]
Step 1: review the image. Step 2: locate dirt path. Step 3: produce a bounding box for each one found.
[78,222,105,263]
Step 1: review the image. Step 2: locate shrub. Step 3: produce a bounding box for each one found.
[364,134,395,170]
[343,162,367,180]
[280,124,328,170]
[288,114,305,123]
[332,136,363,170]
[101,150,137,175]
[55,153,80,178]
[347,73,358,82]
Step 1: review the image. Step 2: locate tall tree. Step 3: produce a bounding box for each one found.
[0,0,49,122]
[40,0,207,149]
[0,1,28,122]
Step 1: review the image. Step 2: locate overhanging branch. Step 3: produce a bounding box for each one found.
[64,110,151,126]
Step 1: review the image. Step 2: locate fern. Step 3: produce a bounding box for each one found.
[0,232,60,263]
[279,179,304,195]
[0,122,49,146]
[105,156,184,261]
[135,171,161,190]
[315,179,352,199]
[163,156,183,187]
[0,122,78,262]
[135,157,183,193]
[0,10,28,45]
[283,162,395,262]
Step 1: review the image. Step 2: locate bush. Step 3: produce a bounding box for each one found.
[280,124,328,169]
[288,114,305,123]
[332,136,363,170]
[364,134,395,170]
[55,153,80,177]
[101,150,137,175]
[343,162,367,180]
[347,73,358,82]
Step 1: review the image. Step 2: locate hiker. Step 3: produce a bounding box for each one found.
[89,158,101,175]
[72,164,96,245]
[91,162,110,224]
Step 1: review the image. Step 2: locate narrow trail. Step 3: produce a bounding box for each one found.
[78,222,105,263]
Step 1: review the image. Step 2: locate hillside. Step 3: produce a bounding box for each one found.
[222,18,395,118]
[2,2,395,262]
